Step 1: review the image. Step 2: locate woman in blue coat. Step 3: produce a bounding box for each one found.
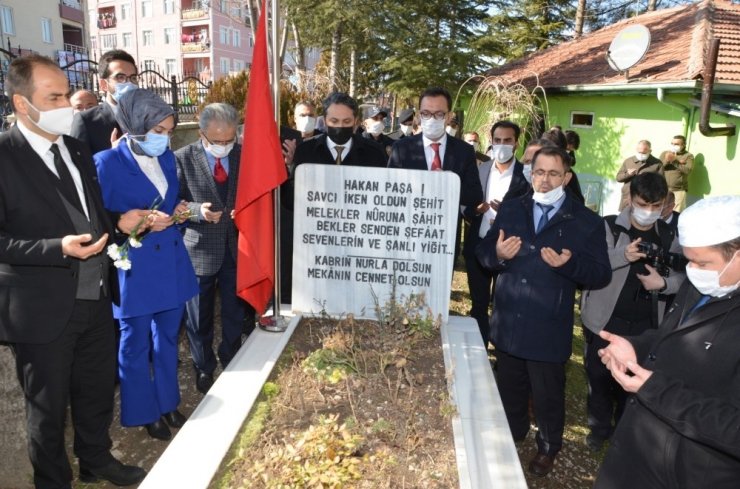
[95,89,198,440]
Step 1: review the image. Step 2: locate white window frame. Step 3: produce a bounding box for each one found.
[163,0,175,15]
[0,6,15,36]
[142,30,153,46]
[232,29,241,48]
[41,18,53,43]
[220,57,229,74]
[143,59,156,71]
[164,27,175,44]
[233,59,244,72]
[122,32,132,47]
[141,0,152,17]
[120,2,130,20]
[570,111,595,129]
[165,58,177,76]
[101,33,117,49]
[219,26,229,45]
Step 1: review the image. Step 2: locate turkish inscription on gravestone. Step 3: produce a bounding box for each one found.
[292,164,460,322]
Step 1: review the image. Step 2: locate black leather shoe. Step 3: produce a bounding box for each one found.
[145,418,172,441]
[196,372,214,394]
[528,453,555,477]
[163,409,187,428]
[79,459,147,486]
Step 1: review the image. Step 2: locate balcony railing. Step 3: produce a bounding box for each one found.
[181,42,210,53]
[97,15,117,29]
[63,43,87,55]
[182,8,208,20]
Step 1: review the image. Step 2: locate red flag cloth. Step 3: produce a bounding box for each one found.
[234,0,288,315]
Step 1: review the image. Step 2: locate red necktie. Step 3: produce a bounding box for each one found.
[213,157,227,184]
[431,142,442,171]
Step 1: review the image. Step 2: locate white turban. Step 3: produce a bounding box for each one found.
[678,195,740,247]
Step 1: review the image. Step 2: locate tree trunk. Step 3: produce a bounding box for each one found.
[291,21,305,92]
[349,47,357,97]
[647,0,657,11]
[574,0,586,38]
[330,22,342,90]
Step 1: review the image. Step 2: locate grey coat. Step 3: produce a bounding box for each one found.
[175,141,240,276]
[580,207,685,333]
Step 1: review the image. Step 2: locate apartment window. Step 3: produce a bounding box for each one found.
[219,26,228,45]
[120,2,130,20]
[570,111,594,129]
[220,57,229,74]
[143,60,156,71]
[0,6,15,36]
[164,27,175,44]
[143,30,153,46]
[163,0,175,15]
[122,32,132,47]
[101,34,117,49]
[220,0,227,13]
[141,0,152,17]
[231,4,241,18]
[90,36,97,51]
[41,18,52,43]
[165,58,176,76]
[233,59,244,72]
[232,29,240,48]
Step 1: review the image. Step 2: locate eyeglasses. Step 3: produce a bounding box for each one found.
[419,111,447,121]
[202,132,236,146]
[532,170,566,180]
[108,73,139,84]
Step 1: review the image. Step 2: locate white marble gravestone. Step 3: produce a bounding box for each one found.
[292,164,460,322]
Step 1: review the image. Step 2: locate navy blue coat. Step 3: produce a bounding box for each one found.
[476,194,611,362]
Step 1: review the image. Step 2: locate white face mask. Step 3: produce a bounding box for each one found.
[420,118,445,140]
[632,205,661,227]
[491,144,514,163]
[635,152,649,162]
[445,126,457,137]
[205,140,234,159]
[686,252,739,298]
[532,185,564,206]
[367,120,385,136]
[24,98,74,136]
[522,164,532,183]
[400,124,412,136]
[671,144,682,153]
[296,115,316,133]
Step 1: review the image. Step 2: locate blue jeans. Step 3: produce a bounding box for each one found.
[184,249,255,375]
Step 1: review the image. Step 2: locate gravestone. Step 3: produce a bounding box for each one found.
[292,165,460,321]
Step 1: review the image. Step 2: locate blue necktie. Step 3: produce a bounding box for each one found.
[536,204,553,234]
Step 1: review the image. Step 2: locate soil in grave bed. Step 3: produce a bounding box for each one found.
[213,309,459,489]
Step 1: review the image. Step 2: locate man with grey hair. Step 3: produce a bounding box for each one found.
[175,102,255,394]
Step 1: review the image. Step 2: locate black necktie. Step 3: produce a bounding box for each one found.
[536,203,554,233]
[50,143,83,212]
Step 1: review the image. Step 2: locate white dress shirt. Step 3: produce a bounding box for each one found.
[128,138,169,199]
[479,160,515,237]
[422,133,448,170]
[326,134,353,163]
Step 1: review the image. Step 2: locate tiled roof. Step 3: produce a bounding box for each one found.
[485,0,740,88]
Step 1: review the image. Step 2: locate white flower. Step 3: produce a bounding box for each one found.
[114,258,132,270]
[128,236,142,248]
[107,244,122,260]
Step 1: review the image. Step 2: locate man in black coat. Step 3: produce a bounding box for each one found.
[596,195,740,489]
[476,146,611,478]
[70,49,138,155]
[0,54,145,489]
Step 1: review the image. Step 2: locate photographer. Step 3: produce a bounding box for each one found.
[580,173,685,452]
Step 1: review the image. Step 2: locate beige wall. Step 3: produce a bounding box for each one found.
[1,0,65,57]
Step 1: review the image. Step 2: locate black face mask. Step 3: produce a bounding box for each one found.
[326,126,353,145]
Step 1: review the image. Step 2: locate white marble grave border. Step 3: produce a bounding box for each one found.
[139,310,526,489]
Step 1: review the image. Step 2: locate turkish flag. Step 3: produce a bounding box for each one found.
[234,0,287,315]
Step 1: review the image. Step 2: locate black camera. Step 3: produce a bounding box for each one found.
[636,241,686,278]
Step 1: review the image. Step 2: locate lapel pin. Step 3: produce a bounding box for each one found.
[704,342,712,350]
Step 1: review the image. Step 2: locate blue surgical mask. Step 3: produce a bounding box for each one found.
[134,133,170,157]
[111,82,137,103]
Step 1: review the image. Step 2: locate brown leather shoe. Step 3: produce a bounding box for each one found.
[528,453,555,477]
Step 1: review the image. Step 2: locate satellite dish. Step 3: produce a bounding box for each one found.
[607,24,651,75]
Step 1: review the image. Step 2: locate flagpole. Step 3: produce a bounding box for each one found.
[270,0,285,324]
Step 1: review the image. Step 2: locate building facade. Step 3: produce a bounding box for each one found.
[88,0,253,82]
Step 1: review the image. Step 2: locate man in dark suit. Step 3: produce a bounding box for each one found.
[362,106,394,155]
[388,87,483,263]
[0,54,145,489]
[476,146,611,478]
[462,120,529,341]
[293,92,387,169]
[70,49,138,155]
[387,87,483,209]
[175,103,255,394]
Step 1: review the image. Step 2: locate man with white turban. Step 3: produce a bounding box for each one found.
[594,195,740,489]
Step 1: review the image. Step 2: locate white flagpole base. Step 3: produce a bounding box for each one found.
[258,314,288,332]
